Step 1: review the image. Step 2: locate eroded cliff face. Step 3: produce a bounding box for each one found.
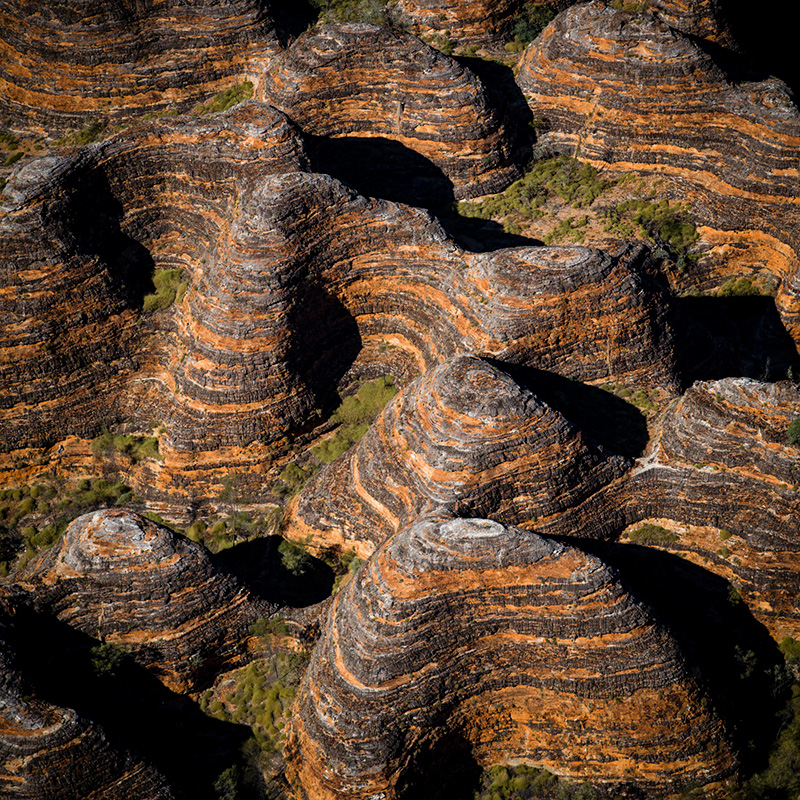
[0,0,279,135]
[1,2,799,798]
[287,516,734,800]
[15,509,274,692]
[284,354,630,557]
[516,1,800,337]
[0,596,174,799]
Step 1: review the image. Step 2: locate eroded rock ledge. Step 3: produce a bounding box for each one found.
[286,516,734,799]
[284,354,630,556]
[16,509,274,691]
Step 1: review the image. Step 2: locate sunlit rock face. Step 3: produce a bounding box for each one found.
[286,515,734,800]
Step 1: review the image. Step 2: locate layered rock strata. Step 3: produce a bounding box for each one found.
[1,101,679,456]
[625,377,800,638]
[0,0,278,135]
[0,597,173,799]
[261,24,521,199]
[516,1,800,339]
[286,516,734,799]
[284,355,630,556]
[15,509,273,691]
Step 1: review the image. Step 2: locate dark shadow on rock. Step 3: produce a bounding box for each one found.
[491,361,649,458]
[215,535,335,607]
[570,539,790,776]
[398,729,482,800]
[53,165,156,310]
[307,134,456,209]
[676,295,800,385]
[287,282,362,420]
[11,607,254,800]
[269,0,320,46]
[435,207,544,252]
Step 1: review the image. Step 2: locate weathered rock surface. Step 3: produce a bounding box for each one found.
[624,377,800,638]
[516,1,800,339]
[15,509,274,691]
[286,516,734,799]
[1,102,679,457]
[261,23,521,199]
[0,0,278,135]
[284,355,630,556]
[0,595,173,799]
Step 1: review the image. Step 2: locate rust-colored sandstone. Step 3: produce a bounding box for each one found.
[0,0,278,135]
[260,23,521,199]
[284,355,630,557]
[15,509,274,692]
[286,516,734,799]
[516,1,800,339]
[0,599,173,799]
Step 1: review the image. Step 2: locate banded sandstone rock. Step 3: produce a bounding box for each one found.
[624,377,800,638]
[261,23,521,199]
[283,355,630,557]
[286,516,734,799]
[15,509,274,691]
[516,1,800,340]
[0,0,278,136]
[0,598,173,799]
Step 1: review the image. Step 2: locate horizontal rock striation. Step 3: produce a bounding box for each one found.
[516,1,800,340]
[284,355,631,556]
[261,24,521,199]
[2,100,681,455]
[0,595,173,799]
[624,377,800,637]
[15,509,274,691]
[0,0,278,135]
[286,516,734,799]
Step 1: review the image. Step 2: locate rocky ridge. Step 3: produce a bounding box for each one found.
[287,516,734,799]
[15,509,275,692]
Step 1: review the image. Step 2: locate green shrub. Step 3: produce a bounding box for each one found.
[0,130,18,148]
[606,198,698,257]
[193,81,254,116]
[787,418,800,445]
[625,523,678,546]
[512,4,555,45]
[312,0,388,25]
[250,616,290,640]
[54,121,107,147]
[719,529,732,540]
[718,276,762,297]
[312,376,397,464]
[278,539,311,576]
[90,642,128,677]
[142,269,188,312]
[3,151,22,167]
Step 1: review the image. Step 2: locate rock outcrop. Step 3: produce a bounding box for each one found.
[0,0,278,135]
[284,355,630,556]
[0,596,173,799]
[261,23,522,200]
[15,509,273,691]
[624,377,800,638]
[516,1,800,339]
[1,100,679,457]
[286,516,734,799]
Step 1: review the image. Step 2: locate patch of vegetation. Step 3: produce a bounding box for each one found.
[193,81,254,116]
[141,108,179,121]
[312,0,388,25]
[788,418,800,445]
[717,547,731,559]
[312,376,397,464]
[91,431,162,463]
[0,129,18,148]
[3,150,22,167]
[603,198,698,262]
[625,523,679,546]
[719,529,732,541]
[278,539,312,576]
[332,548,364,592]
[509,4,555,47]
[142,268,188,312]
[54,120,107,147]
[474,763,601,799]
[717,277,766,297]
[0,477,136,573]
[90,641,129,678]
[249,616,290,641]
[272,461,313,499]
[458,156,614,229]
[610,0,651,11]
[600,383,658,415]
